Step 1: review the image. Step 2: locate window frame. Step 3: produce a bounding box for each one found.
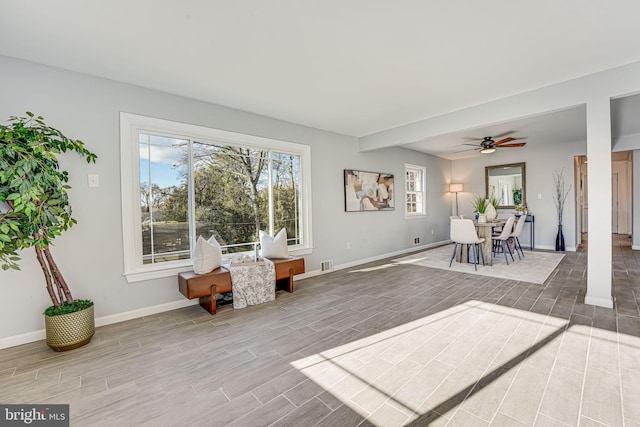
[120,113,313,283]
[405,163,426,218]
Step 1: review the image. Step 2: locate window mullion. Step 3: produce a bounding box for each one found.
[188,139,195,255]
[268,150,274,235]
[146,134,155,264]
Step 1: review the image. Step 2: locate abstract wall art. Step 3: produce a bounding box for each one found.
[344,169,394,212]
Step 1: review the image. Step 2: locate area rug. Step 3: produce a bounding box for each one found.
[393,244,564,284]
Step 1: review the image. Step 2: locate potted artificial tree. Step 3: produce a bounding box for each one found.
[0,112,97,351]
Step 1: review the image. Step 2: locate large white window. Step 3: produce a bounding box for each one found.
[405,164,426,217]
[121,113,312,282]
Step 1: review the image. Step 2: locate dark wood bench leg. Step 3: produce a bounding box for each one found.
[287,268,294,293]
[198,284,217,315]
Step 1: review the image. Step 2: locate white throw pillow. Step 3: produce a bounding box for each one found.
[193,235,222,274]
[260,228,289,259]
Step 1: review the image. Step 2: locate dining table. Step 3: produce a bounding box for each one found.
[472,218,507,266]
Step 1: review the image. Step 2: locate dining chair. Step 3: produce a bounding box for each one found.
[492,215,516,265]
[449,219,485,271]
[492,213,511,235]
[510,214,527,259]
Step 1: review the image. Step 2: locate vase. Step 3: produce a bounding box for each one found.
[45,305,95,352]
[485,201,497,222]
[478,214,487,223]
[555,225,565,251]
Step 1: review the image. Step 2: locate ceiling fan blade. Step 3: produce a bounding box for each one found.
[492,131,516,139]
[453,147,480,153]
[462,143,481,147]
[498,143,526,148]
[494,137,516,145]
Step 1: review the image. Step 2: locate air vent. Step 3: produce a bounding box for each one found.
[321,260,334,271]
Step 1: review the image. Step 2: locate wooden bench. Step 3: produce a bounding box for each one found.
[178,267,232,315]
[271,257,305,293]
[178,257,305,315]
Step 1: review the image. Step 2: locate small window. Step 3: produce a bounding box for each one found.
[405,164,426,217]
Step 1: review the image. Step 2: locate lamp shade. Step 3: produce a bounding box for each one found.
[449,183,464,193]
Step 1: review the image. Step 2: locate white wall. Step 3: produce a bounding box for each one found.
[452,140,584,250]
[0,55,452,345]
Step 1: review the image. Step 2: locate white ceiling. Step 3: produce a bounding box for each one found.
[403,106,588,160]
[2,1,640,155]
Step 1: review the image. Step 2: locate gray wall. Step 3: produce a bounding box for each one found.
[0,55,451,342]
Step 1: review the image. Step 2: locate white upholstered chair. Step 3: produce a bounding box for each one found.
[449,219,485,271]
[492,215,516,264]
[510,215,527,259]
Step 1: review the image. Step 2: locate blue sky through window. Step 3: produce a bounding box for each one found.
[139,134,187,188]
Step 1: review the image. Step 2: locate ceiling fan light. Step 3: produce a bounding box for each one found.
[480,147,496,154]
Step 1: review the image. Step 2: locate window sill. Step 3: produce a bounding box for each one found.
[124,247,313,283]
[124,262,194,283]
[405,213,427,219]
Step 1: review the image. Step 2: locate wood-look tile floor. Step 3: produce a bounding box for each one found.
[1,235,640,426]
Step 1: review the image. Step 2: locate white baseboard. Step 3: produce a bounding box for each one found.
[534,244,576,252]
[0,299,199,350]
[0,330,47,350]
[94,299,198,327]
[295,240,451,279]
[632,245,640,251]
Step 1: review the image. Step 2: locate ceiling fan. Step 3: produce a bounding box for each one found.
[461,135,527,154]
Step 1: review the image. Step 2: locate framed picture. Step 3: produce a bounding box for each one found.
[344,169,394,212]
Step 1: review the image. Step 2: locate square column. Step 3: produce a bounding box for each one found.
[585,98,613,308]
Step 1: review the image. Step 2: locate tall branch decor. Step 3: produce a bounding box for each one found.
[552,168,571,251]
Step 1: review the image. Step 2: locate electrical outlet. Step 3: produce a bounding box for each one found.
[346,241,351,250]
[538,193,542,199]
[413,237,420,245]
[431,229,434,235]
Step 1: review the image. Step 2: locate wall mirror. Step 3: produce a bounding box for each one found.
[485,162,526,208]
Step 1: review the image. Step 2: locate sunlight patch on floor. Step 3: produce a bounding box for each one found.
[291,300,568,426]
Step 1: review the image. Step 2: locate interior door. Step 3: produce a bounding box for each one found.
[612,173,619,233]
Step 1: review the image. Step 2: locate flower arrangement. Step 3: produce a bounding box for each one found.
[515,203,528,214]
[472,194,488,214]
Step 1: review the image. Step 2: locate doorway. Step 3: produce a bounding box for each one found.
[575,151,633,241]
[612,173,618,233]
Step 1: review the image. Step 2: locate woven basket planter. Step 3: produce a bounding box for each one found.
[45,305,95,352]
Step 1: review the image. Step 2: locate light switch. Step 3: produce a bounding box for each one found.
[538,193,542,199]
[88,174,100,188]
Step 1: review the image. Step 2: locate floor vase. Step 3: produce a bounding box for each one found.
[555,225,565,251]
